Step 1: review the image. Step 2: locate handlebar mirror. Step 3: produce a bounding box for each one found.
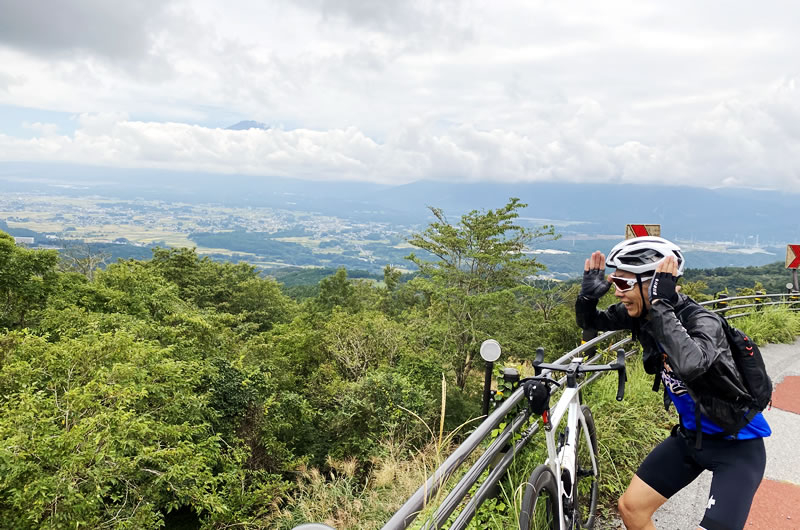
[480,339,502,362]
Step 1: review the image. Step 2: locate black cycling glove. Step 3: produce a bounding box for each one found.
[579,269,611,300]
[648,271,678,305]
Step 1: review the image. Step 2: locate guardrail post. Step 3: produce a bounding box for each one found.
[482,361,493,417]
[715,293,729,314]
[755,290,766,310]
[480,340,502,418]
[582,328,598,355]
[486,367,520,494]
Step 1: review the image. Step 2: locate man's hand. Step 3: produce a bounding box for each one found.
[580,251,611,299]
[649,256,679,305]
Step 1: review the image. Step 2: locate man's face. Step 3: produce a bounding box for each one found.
[612,269,651,317]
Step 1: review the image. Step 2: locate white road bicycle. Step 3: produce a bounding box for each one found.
[518,349,627,530]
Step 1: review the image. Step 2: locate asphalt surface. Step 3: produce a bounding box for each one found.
[616,337,800,530]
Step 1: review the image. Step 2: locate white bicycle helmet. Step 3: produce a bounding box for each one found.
[605,236,685,277]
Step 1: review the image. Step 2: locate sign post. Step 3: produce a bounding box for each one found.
[786,244,800,291]
[480,340,502,417]
[625,224,661,239]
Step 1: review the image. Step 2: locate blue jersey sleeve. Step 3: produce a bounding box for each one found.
[662,370,771,439]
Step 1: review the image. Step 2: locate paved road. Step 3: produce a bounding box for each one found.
[632,338,800,529]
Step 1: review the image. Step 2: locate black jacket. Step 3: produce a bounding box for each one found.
[576,293,751,430]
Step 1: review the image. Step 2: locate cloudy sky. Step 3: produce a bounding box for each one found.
[1,0,799,190]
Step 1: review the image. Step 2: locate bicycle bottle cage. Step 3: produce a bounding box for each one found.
[523,380,550,415]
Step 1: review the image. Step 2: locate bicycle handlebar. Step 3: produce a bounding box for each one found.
[532,347,627,401]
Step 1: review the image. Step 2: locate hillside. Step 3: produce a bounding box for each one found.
[2,201,798,529]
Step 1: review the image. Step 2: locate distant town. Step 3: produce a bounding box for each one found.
[1,192,418,273]
[4,192,791,283]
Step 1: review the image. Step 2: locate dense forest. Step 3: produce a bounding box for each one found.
[1,198,796,529]
[0,199,570,529]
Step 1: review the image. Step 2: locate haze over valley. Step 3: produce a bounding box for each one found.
[1,162,794,279]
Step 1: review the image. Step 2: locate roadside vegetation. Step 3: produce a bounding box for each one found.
[683,261,798,295]
[1,199,798,529]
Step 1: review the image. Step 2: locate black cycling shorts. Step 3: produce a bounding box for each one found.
[636,430,766,530]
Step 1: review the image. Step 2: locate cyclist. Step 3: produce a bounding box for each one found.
[575,236,770,530]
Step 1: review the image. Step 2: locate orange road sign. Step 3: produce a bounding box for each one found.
[787,245,800,269]
[625,224,661,239]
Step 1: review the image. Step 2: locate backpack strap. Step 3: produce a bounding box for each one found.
[675,299,707,325]
[652,372,673,412]
[694,407,703,450]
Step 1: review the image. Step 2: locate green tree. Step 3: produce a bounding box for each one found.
[479,284,582,361]
[0,231,59,329]
[383,265,402,292]
[322,308,410,380]
[0,330,259,529]
[679,279,712,302]
[228,277,296,332]
[406,198,558,388]
[147,247,295,332]
[316,268,356,311]
[314,268,380,314]
[148,247,256,309]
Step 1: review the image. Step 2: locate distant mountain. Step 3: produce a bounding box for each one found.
[354,180,800,243]
[226,120,270,131]
[0,162,388,214]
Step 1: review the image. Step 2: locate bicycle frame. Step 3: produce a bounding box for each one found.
[541,377,598,528]
[521,349,626,529]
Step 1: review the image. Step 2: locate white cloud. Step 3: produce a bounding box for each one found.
[0,0,799,191]
[0,0,169,60]
[2,78,799,192]
[22,121,59,136]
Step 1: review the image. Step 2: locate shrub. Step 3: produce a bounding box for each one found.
[0,331,238,528]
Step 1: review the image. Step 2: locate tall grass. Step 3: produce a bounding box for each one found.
[273,445,436,529]
[271,305,800,529]
[732,306,800,345]
[273,376,486,529]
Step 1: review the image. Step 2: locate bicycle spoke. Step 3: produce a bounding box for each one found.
[573,405,599,529]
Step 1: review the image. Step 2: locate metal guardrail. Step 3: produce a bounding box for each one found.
[382,331,634,530]
[381,292,800,530]
[698,292,800,319]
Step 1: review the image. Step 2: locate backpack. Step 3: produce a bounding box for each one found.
[716,316,773,412]
[661,300,773,447]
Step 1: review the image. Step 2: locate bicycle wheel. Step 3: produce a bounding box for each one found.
[519,464,560,530]
[573,404,599,528]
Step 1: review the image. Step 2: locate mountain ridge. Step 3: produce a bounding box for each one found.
[225,120,270,130]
